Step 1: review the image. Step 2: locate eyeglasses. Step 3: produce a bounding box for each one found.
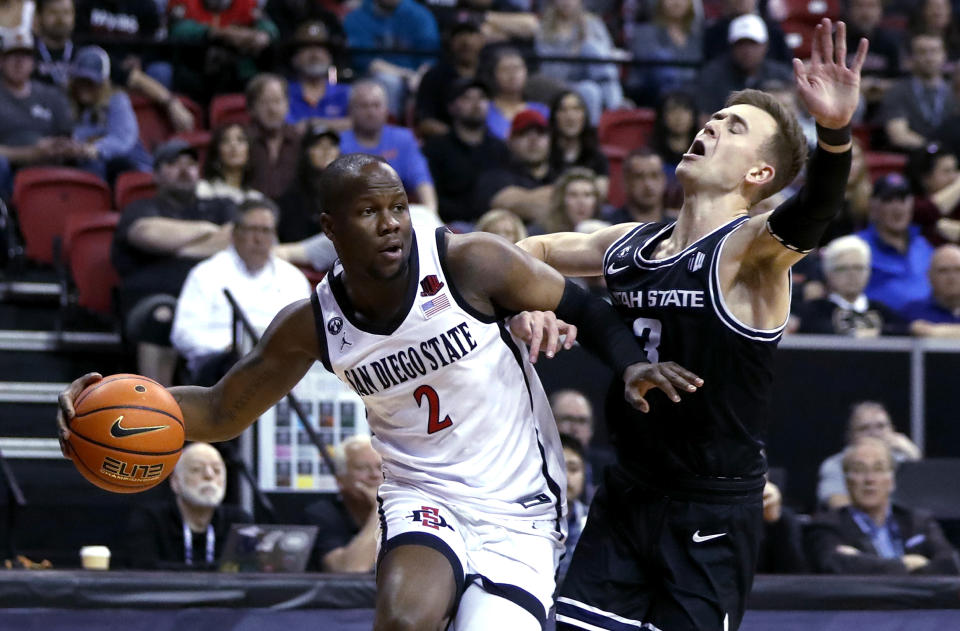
[556,414,592,426]
[831,264,869,273]
[236,224,276,235]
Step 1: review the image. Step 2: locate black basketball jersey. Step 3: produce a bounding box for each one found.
[602,217,784,497]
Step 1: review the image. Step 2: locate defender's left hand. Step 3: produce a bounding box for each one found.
[793,19,869,129]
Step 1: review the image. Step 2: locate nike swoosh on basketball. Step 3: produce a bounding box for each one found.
[606,262,629,275]
[692,530,727,543]
[109,416,169,438]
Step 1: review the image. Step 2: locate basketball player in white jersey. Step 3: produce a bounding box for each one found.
[516,19,868,631]
[57,154,703,630]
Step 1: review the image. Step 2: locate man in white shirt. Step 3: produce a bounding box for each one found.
[171,198,311,384]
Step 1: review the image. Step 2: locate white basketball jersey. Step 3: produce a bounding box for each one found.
[312,225,566,527]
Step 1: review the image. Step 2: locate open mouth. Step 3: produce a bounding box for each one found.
[689,139,706,156]
[379,243,403,258]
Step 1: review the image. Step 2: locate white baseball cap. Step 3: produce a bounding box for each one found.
[728,14,769,44]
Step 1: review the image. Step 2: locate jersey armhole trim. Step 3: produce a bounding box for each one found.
[310,288,334,373]
[602,223,647,271]
[434,226,499,324]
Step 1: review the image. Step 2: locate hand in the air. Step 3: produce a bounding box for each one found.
[793,19,869,130]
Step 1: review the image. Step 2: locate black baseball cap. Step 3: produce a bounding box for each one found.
[446,77,489,104]
[303,123,340,145]
[153,139,198,168]
[872,172,911,200]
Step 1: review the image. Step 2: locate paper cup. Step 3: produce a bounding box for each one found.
[80,545,111,570]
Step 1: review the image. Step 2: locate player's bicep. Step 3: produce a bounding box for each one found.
[517,223,638,277]
[729,212,805,273]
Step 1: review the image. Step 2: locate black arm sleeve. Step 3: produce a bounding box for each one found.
[766,146,852,253]
[553,279,648,377]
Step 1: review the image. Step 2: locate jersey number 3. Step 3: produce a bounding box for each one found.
[415,385,453,434]
[632,317,662,363]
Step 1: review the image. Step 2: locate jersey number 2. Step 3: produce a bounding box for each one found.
[414,385,453,434]
[632,317,662,363]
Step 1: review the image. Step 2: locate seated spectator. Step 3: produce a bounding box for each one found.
[627,0,703,107]
[794,235,906,336]
[756,479,807,573]
[343,0,440,120]
[340,79,438,213]
[537,167,601,234]
[845,0,903,112]
[535,0,623,125]
[276,123,340,244]
[702,0,791,64]
[171,198,310,385]
[649,90,699,182]
[807,437,960,575]
[821,138,872,245]
[0,0,34,43]
[168,0,279,103]
[246,73,302,200]
[75,0,167,83]
[120,442,253,570]
[696,13,792,116]
[548,90,609,198]
[482,47,550,140]
[0,30,77,198]
[549,388,614,500]
[601,148,669,224]
[903,244,960,336]
[197,123,262,204]
[880,34,954,152]
[34,0,196,133]
[423,77,509,226]
[474,207,527,242]
[559,433,588,583]
[472,108,556,222]
[816,401,922,509]
[858,173,935,314]
[284,20,350,131]
[112,139,237,385]
[415,18,485,139]
[908,0,960,62]
[67,45,152,183]
[303,435,382,572]
[906,144,960,247]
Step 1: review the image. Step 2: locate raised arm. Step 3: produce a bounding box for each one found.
[517,222,638,277]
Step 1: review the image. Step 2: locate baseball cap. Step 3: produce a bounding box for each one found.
[153,138,198,169]
[0,31,33,54]
[292,20,332,50]
[872,173,911,200]
[303,122,340,145]
[448,17,482,39]
[510,109,549,137]
[728,14,768,44]
[70,46,111,84]
[445,77,489,104]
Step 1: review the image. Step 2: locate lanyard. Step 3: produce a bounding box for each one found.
[36,40,72,88]
[183,521,215,566]
[912,78,948,129]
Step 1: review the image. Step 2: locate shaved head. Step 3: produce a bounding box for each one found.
[318,153,395,216]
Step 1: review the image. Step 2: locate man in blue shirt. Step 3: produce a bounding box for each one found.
[286,20,350,130]
[338,79,438,214]
[903,244,960,335]
[857,173,934,313]
[343,0,440,119]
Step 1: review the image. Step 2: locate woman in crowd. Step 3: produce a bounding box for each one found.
[69,45,152,183]
[906,142,960,246]
[483,47,550,140]
[649,90,698,179]
[627,0,703,106]
[909,0,960,62]
[197,123,262,204]
[537,167,602,234]
[475,208,528,243]
[549,90,609,198]
[535,0,623,124]
[277,123,341,244]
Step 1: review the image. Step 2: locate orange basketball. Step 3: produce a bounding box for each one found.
[67,373,185,493]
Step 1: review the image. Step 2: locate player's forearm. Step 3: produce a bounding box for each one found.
[517,232,604,277]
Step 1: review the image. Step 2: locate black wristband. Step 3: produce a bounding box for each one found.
[815,123,852,146]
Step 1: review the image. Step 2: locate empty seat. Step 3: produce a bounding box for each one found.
[13,167,112,264]
[209,93,250,129]
[63,212,121,316]
[602,144,628,207]
[114,171,157,211]
[598,108,656,152]
[130,92,205,150]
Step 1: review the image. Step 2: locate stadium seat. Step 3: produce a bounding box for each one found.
[12,167,112,265]
[602,144,628,207]
[130,92,205,150]
[296,264,327,287]
[782,19,817,59]
[62,213,121,317]
[781,0,841,24]
[114,171,156,211]
[209,93,250,129]
[865,151,907,182]
[170,129,213,168]
[598,108,656,152]
[893,459,960,520]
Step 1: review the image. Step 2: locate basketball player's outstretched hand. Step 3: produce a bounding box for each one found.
[56,372,103,456]
[508,311,578,364]
[623,362,703,413]
[793,18,869,129]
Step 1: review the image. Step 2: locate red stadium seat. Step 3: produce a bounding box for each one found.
[114,171,157,211]
[63,213,121,317]
[598,108,656,152]
[602,144,628,207]
[865,151,907,182]
[209,93,251,129]
[780,0,841,24]
[170,130,213,169]
[130,92,205,150]
[296,264,327,287]
[13,167,112,264]
[782,19,817,59]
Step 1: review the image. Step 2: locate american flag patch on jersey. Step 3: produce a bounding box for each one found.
[420,294,451,319]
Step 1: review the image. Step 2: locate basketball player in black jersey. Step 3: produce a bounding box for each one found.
[56,155,704,630]
[519,19,868,631]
